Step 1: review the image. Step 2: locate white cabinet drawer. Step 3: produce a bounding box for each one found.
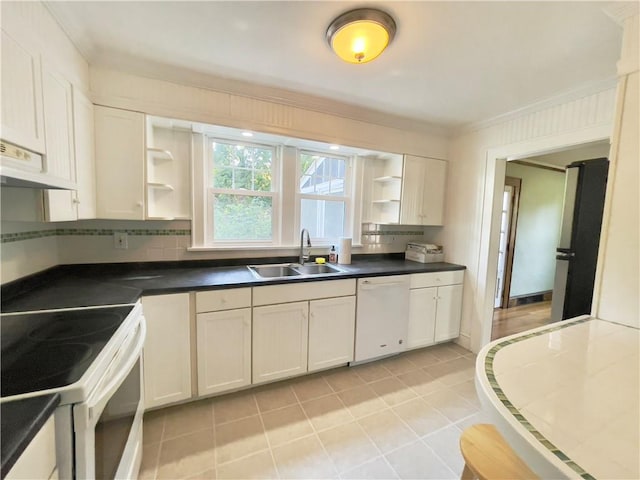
[410,270,464,289]
[196,288,251,312]
[253,279,356,306]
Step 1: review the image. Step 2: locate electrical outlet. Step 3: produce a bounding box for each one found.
[114,232,128,249]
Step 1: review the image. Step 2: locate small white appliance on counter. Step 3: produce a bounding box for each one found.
[405,243,444,263]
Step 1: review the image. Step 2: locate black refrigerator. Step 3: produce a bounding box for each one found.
[550,158,609,322]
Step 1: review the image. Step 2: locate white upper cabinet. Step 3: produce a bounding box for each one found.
[44,87,96,222]
[0,29,46,154]
[72,88,96,219]
[400,155,446,226]
[95,106,145,219]
[362,154,446,226]
[41,62,75,183]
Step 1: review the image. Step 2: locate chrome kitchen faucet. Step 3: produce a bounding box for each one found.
[299,228,311,264]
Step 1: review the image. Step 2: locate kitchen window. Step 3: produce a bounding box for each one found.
[297,151,351,243]
[207,139,279,245]
[190,126,371,250]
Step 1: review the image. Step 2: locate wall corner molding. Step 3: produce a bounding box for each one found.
[602,2,639,26]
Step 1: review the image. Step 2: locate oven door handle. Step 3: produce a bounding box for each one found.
[89,317,146,420]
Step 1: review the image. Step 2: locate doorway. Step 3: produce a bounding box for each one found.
[489,142,610,341]
[494,176,521,309]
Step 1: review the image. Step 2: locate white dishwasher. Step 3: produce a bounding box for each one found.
[354,275,410,362]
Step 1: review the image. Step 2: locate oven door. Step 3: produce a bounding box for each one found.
[74,316,146,480]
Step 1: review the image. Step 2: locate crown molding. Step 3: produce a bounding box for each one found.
[89,54,450,139]
[455,76,618,136]
[602,2,639,25]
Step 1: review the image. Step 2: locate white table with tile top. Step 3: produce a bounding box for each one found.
[476,315,640,479]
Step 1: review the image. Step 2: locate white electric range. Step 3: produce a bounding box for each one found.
[0,302,146,479]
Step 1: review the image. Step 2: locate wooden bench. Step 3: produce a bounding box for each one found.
[460,424,539,480]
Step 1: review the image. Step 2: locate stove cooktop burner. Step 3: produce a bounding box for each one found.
[2,344,93,394]
[27,313,122,341]
[1,305,134,398]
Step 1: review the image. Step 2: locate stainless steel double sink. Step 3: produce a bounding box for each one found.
[248,263,344,279]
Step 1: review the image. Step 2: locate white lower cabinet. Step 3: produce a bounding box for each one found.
[142,293,192,409]
[308,296,356,372]
[407,271,464,348]
[407,287,438,348]
[252,280,356,384]
[195,288,252,396]
[196,308,251,396]
[252,301,309,384]
[433,284,464,342]
[6,415,56,480]
[139,273,457,403]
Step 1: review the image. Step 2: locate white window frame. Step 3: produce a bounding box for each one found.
[205,137,281,246]
[295,149,354,245]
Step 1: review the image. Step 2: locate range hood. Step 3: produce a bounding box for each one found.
[0,140,74,190]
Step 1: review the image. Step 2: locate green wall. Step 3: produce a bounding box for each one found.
[506,162,565,298]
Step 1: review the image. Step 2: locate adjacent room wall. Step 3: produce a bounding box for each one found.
[505,162,565,298]
[444,84,616,352]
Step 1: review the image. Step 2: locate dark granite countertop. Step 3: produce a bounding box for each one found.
[0,255,465,468]
[1,255,465,312]
[1,394,60,479]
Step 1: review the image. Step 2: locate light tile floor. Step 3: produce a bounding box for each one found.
[140,342,487,480]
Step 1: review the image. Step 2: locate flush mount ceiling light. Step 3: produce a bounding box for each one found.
[326,8,396,64]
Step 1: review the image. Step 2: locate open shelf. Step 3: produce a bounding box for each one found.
[147,182,175,191]
[373,176,402,183]
[147,147,174,161]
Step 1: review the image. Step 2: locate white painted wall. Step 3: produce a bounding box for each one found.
[89,67,449,160]
[1,2,89,93]
[593,14,639,328]
[505,163,564,298]
[444,85,616,352]
[0,2,88,283]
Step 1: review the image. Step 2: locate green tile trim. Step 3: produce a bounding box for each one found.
[484,318,595,479]
[1,228,191,243]
[361,230,424,236]
[0,229,59,243]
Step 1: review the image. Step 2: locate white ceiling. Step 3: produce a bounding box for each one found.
[46,1,626,128]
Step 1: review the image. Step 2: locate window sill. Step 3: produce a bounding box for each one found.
[187,244,362,252]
